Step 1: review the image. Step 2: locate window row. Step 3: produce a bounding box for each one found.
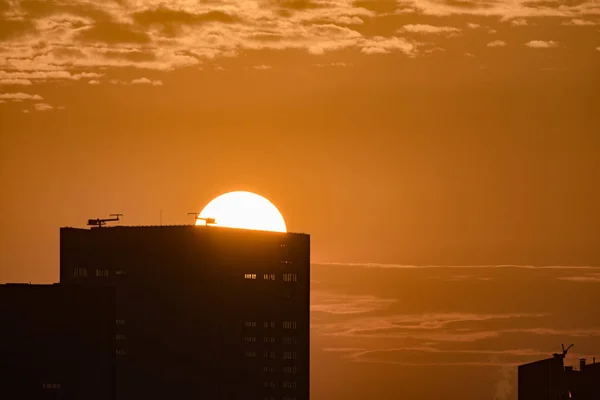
[244,321,257,327]
[283,321,297,329]
[42,384,61,389]
[280,261,293,265]
[282,273,297,282]
[245,351,257,358]
[282,381,297,389]
[246,351,298,360]
[116,334,125,340]
[263,366,277,373]
[263,273,276,281]
[244,336,257,343]
[283,366,297,374]
[263,351,276,359]
[283,352,297,360]
[116,349,127,356]
[96,269,108,277]
[116,319,126,325]
[245,336,295,344]
[283,336,297,345]
[73,267,87,277]
[283,396,297,400]
[243,273,298,282]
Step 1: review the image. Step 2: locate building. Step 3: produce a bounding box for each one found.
[518,349,600,400]
[0,283,116,400]
[60,224,310,400]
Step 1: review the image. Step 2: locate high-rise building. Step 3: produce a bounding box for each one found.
[60,224,310,400]
[0,283,116,400]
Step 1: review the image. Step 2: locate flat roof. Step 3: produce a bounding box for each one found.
[61,224,309,236]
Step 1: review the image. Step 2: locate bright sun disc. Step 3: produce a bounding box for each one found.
[196,191,287,232]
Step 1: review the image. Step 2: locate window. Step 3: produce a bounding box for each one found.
[116,349,126,356]
[263,273,276,280]
[244,336,257,343]
[263,381,275,389]
[96,269,109,277]
[116,334,125,340]
[244,321,257,328]
[263,351,276,359]
[263,321,276,328]
[280,260,293,265]
[73,267,87,277]
[116,269,126,276]
[116,319,126,325]
[283,396,297,400]
[244,273,257,279]
[282,381,297,389]
[283,273,297,282]
[283,366,297,374]
[245,351,257,358]
[283,321,297,330]
[42,384,61,389]
[283,336,297,345]
[283,351,297,360]
[263,366,276,373]
[263,337,275,343]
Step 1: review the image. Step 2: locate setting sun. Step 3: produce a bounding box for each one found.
[196,191,287,232]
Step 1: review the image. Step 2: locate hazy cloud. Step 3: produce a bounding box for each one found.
[525,40,558,48]
[487,40,507,47]
[0,92,43,100]
[315,62,349,67]
[562,19,596,26]
[317,263,598,270]
[311,291,396,315]
[34,103,55,111]
[557,273,600,283]
[253,65,272,70]
[0,78,32,85]
[510,18,528,26]
[131,77,163,86]
[401,24,460,34]
[466,23,480,29]
[88,79,100,85]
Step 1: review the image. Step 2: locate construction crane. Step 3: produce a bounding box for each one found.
[553,343,574,359]
[188,212,216,226]
[87,214,123,228]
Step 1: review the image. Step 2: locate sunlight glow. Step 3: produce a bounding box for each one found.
[196,191,287,232]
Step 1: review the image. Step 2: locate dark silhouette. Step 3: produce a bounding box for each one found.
[0,283,116,400]
[518,345,600,400]
[60,223,310,400]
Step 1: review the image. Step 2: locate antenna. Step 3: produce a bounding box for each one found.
[87,214,123,228]
[554,343,574,359]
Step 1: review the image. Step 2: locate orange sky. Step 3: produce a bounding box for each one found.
[1,2,600,399]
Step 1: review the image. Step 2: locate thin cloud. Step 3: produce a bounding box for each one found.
[401,24,460,34]
[253,65,272,70]
[0,92,43,100]
[525,40,558,48]
[34,103,55,111]
[557,273,600,283]
[316,262,598,270]
[562,19,596,26]
[88,80,100,85]
[131,77,163,86]
[0,79,32,85]
[510,18,528,26]
[466,23,480,29]
[315,62,349,67]
[311,291,396,315]
[487,40,507,47]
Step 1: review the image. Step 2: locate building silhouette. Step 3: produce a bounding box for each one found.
[0,283,116,400]
[518,347,600,400]
[60,224,310,400]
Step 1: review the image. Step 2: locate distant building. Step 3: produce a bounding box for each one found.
[518,350,600,400]
[60,225,310,400]
[0,283,116,400]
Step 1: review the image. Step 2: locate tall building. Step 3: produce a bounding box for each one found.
[60,224,310,400]
[0,283,116,400]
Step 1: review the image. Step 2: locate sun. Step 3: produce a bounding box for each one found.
[196,191,287,232]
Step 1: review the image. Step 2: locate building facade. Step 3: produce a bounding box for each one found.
[60,225,310,400]
[0,283,116,400]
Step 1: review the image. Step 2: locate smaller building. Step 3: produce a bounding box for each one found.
[0,283,116,400]
[518,349,600,400]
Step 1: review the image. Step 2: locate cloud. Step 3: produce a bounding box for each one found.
[401,24,460,34]
[487,40,507,47]
[557,273,600,283]
[562,19,596,26]
[131,77,163,86]
[34,103,54,111]
[464,52,476,57]
[88,79,100,85]
[597,46,600,51]
[510,18,528,26]
[22,109,29,113]
[0,92,43,100]
[253,65,272,70]
[525,40,558,48]
[466,23,480,29]
[315,62,349,67]
[311,291,396,315]
[0,100,6,103]
[0,79,32,85]
[317,262,599,270]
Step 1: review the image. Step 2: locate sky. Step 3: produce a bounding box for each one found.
[0,1,599,397]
